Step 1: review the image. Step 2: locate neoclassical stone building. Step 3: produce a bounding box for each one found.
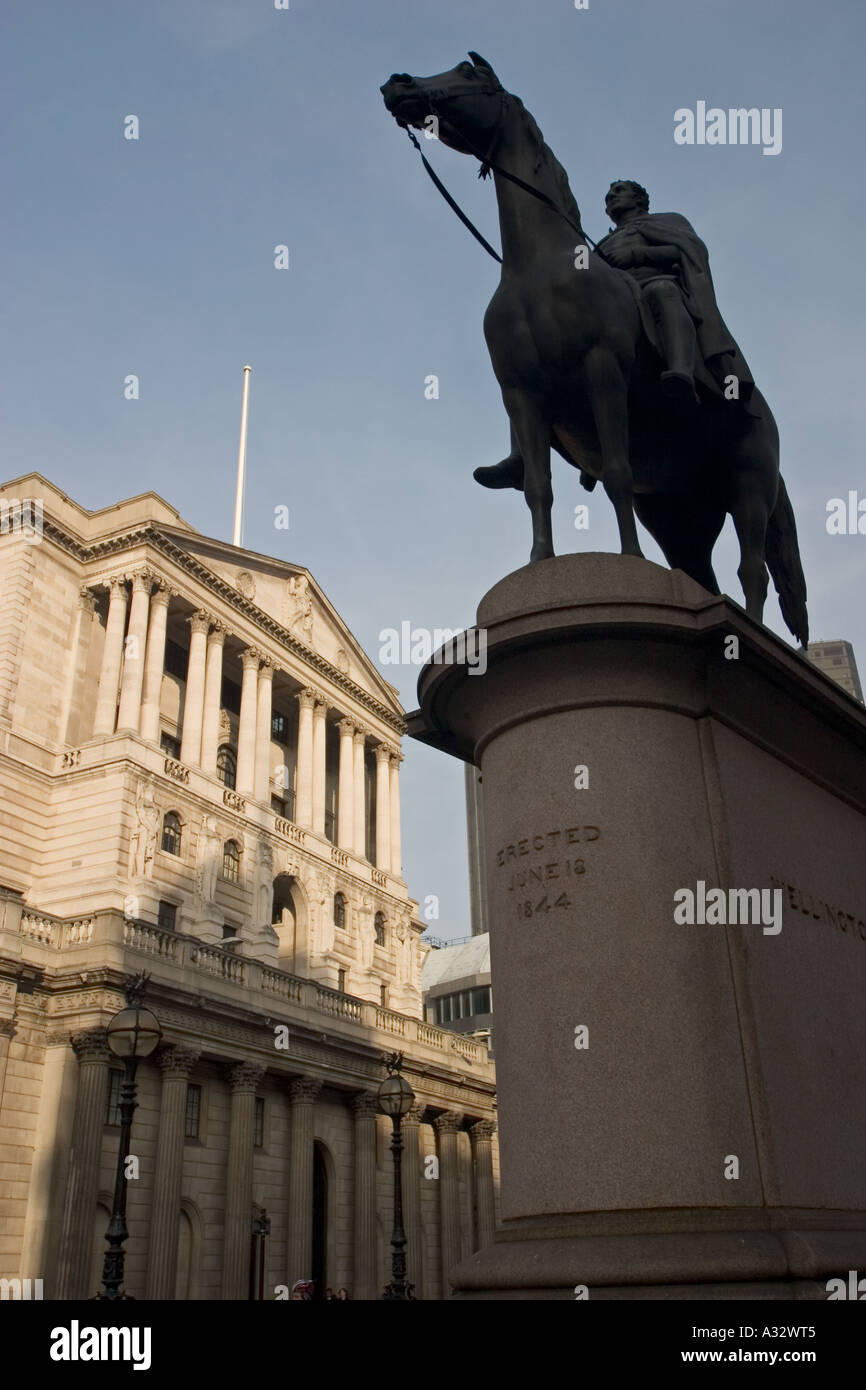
[0,473,498,1300]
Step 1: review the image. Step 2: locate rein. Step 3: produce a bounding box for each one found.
[402,88,597,262]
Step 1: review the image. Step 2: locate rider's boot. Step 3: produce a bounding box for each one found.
[473,455,525,489]
[649,283,700,406]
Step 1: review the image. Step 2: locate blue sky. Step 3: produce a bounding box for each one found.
[4,0,865,938]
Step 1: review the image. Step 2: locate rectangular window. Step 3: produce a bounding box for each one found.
[380,984,388,1008]
[337,967,346,993]
[157,900,177,932]
[160,732,181,758]
[471,986,491,1015]
[272,711,288,741]
[185,1083,201,1139]
[105,1069,123,1127]
[222,923,238,940]
[254,1096,264,1149]
[164,639,188,680]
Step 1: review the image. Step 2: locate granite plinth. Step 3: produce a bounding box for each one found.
[408,554,866,1298]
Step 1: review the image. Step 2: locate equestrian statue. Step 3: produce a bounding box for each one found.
[381,54,809,647]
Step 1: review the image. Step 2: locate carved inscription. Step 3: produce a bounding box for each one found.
[495,826,601,919]
[770,876,866,943]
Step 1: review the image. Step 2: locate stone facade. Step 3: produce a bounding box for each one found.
[0,473,498,1299]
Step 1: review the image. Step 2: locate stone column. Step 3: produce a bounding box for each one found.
[434,1111,463,1296]
[375,744,392,871]
[221,1061,265,1300]
[59,586,96,743]
[285,1077,322,1286]
[0,1019,15,1113]
[470,1119,497,1251]
[180,611,210,766]
[116,570,152,733]
[236,648,260,796]
[93,577,129,735]
[337,718,355,851]
[56,1030,111,1299]
[352,728,366,857]
[199,623,226,776]
[295,689,316,828]
[139,582,171,743]
[389,750,403,878]
[352,1092,379,1300]
[254,659,274,804]
[145,1045,200,1299]
[402,1099,425,1299]
[312,699,327,835]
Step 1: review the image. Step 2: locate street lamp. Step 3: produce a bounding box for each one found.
[377,1051,415,1301]
[97,972,162,1300]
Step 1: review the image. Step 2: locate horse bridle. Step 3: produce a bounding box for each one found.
[397,76,596,260]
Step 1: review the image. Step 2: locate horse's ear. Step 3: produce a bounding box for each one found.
[468,51,501,85]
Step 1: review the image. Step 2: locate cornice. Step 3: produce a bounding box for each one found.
[42,516,405,735]
[36,985,494,1104]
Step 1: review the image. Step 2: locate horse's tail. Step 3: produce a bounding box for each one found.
[765,475,809,648]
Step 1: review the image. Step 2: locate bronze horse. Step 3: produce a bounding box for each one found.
[382,54,808,646]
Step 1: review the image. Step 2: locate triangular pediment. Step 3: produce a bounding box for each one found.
[155,525,402,716]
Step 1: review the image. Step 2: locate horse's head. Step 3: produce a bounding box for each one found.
[381,52,504,159]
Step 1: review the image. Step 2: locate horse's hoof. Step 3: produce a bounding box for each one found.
[529,544,555,564]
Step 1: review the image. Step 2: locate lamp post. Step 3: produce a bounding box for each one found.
[377,1051,415,1301]
[97,973,162,1300]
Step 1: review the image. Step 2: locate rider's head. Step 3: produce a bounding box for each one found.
[605,180,649,220]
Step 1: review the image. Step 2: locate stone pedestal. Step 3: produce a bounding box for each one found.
[408,554,866,1299]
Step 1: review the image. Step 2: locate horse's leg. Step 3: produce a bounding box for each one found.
[730,472,772,622]
[504,390,553,562]
[634,493,724,595]
[584,350,643,558]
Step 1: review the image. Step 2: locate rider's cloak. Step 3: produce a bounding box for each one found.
[599,211,760,414]
[634,212,756,401]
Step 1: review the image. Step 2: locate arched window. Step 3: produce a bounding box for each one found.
[216,745,237,790]
[222,840,240,882]
[161,811,181,856]
[333,892,346,929]
[374,911,386,947]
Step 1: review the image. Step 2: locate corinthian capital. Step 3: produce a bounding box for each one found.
[469,1119,497,1145]
[70,1028,110,1064]
[288,1077,322,1106]
[157,1044,201,1080]
[226,1060,266,1093]
[434,1110,463,1135]
[351,1091,380,1120]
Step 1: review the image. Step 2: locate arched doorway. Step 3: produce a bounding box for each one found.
[311,1142,327,1300]
[272,873,297,969]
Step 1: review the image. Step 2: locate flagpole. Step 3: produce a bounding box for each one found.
[232,365,252,547]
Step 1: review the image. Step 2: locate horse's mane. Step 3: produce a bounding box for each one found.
[507,93,584,233]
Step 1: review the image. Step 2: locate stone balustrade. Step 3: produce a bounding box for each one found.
[6,906,488,1064]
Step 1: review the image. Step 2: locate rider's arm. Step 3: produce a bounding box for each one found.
[639,244,680,268]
